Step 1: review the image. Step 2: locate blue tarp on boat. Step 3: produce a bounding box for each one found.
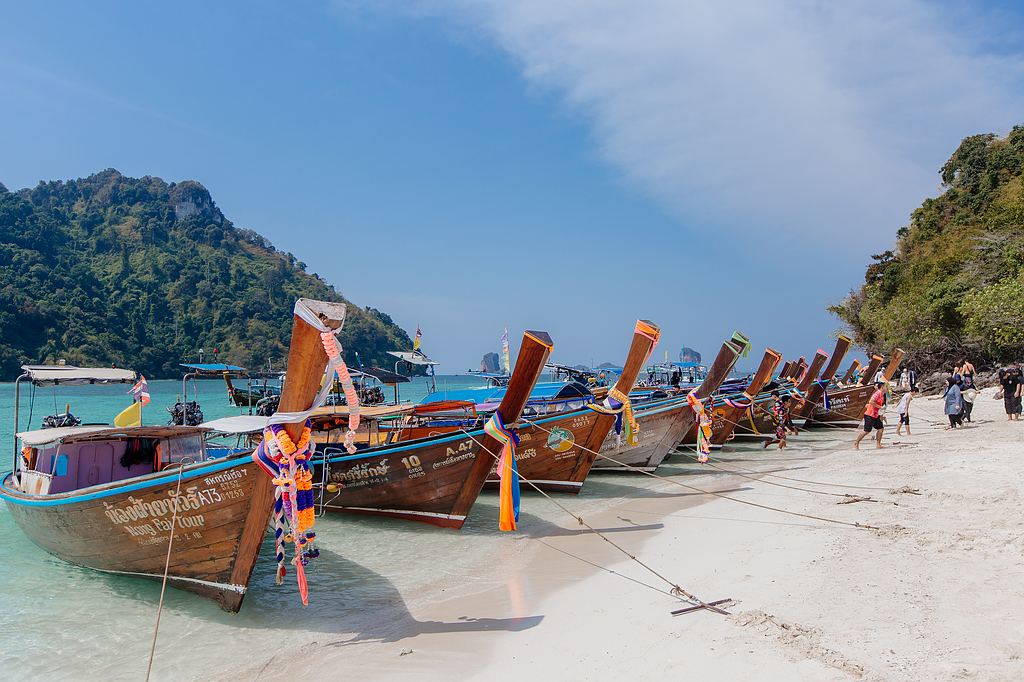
[180,363,247,373]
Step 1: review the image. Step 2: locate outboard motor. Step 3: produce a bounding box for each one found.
[41,411,81,429]
[255,395,280,417]
[167,401,204,426]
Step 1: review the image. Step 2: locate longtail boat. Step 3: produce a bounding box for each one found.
[839,358,862,384]
[792,335,852,419]
[591,334,745,471]
[708,347,783,445]
[0,298,346,611]
[788,348,829,413]
[312,330,553,528]
[805,350,904,425]
[485,320,660,493]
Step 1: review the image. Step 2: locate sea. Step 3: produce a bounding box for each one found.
[0,375,645,680]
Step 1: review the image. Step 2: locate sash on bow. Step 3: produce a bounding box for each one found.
[586,387,639,447]
[485,411,520,531]
[686,391,712,463]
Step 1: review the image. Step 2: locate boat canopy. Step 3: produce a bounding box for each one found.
[19,365,138,386]
[419,381,591,406]
[18,424,209,447]
[388,351,440,366]
[199,415,271,434]
[356,367,410,384]
[671,362,703,369]
[180,363,247,374]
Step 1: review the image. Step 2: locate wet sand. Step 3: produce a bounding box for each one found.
[236,388,1023,681]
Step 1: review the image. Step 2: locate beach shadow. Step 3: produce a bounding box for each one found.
[144,545,546,644]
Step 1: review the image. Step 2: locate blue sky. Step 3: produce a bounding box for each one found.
[2,1,1023,371]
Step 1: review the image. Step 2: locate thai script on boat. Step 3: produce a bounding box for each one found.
[329,459,390,483]
[102,486,223,525]
[203,468,248,486]
[433,441,476,469]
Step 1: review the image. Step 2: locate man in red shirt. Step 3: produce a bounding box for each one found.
[854,381,887,450]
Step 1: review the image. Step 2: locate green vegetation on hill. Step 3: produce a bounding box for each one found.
[831,126,1024,369]
[0,170,413,379]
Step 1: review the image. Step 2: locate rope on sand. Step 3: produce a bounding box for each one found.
[516,419,878,531]
[671,449,893,503]
[457,429,729,614]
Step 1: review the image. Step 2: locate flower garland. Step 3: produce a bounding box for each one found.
[253,419,318,605]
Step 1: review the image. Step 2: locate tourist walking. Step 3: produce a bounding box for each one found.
[854,381,887,449]
[961,382,977,423]
[895,387,917,436]
[762,391,790,449]
[999,369,1020,421]
[943,377,963,428]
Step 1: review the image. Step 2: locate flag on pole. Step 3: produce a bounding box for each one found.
[501,327,510,374]
[413,325,422,351]
[114,401,142,427]
[128,375,151,406]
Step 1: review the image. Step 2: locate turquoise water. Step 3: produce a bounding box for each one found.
[0,374,573,680]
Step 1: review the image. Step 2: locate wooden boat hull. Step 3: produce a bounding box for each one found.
[591,397,693,471]
[0,457,270,612]
[485,408,604,493]
[730,394,787,436]
[806,384,874,424]
[314,431,492,528]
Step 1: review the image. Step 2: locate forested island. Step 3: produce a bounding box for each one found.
[832,126,1024,371]
[0,170,412,379]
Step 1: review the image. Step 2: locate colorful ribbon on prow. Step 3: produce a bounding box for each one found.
[687,391,712,463]
[815,379,832,411]
[320,331,360,454]
[485,411,520,531]
[253,419,318,605]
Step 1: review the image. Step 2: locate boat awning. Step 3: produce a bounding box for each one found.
[20,365,138,386]
[180,363,247,374]
[388,351,440,366]
[200,415,270,434]
[18,425,209,447]
[358,367,410,384]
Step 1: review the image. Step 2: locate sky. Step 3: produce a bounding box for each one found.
[2,1,1024,371]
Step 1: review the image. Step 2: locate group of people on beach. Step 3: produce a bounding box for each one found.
[852,357,1024,450]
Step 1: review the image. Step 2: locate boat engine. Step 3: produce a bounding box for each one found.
[167,401,204,426]
[41,412,82,429]
[255,395,280,417]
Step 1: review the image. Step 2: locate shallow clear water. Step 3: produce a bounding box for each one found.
[0,375,577,680]
[0,373,811,680]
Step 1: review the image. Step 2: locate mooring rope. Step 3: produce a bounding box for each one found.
[670,450,893,491]
[145,459,191,682]
[456,429,720,612]
[517,418,877,530]
[670,449,887,502]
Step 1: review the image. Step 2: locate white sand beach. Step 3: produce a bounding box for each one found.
[242,388,1023,681]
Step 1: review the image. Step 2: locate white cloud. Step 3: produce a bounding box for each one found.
[395,0,1024,239]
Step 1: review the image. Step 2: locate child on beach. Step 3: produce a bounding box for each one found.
[854,381,887,449]
[895,388,917,436]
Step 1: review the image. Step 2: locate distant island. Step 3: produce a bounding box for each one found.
[0,170,413,379]
[831,126,1024,371]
